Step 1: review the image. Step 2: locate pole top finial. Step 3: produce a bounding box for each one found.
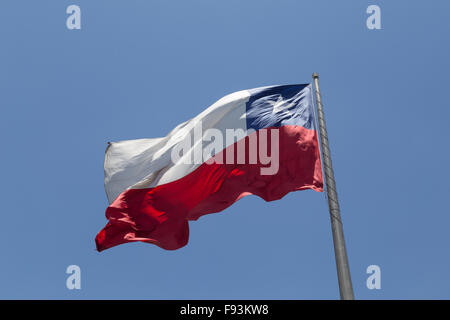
[312,72,319,79]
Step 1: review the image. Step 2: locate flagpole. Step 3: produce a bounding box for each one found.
[312,73,354,300]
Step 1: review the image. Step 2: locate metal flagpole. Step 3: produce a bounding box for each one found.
[312,73,354,300]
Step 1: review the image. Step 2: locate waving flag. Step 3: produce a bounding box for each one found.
[96,84,323,251]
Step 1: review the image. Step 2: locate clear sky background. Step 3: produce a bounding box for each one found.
[1,0,449,299]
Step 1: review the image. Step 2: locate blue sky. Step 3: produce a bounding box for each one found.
[1,0,449,299]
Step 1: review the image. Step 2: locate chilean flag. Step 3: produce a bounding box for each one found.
[96,84,324,251]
